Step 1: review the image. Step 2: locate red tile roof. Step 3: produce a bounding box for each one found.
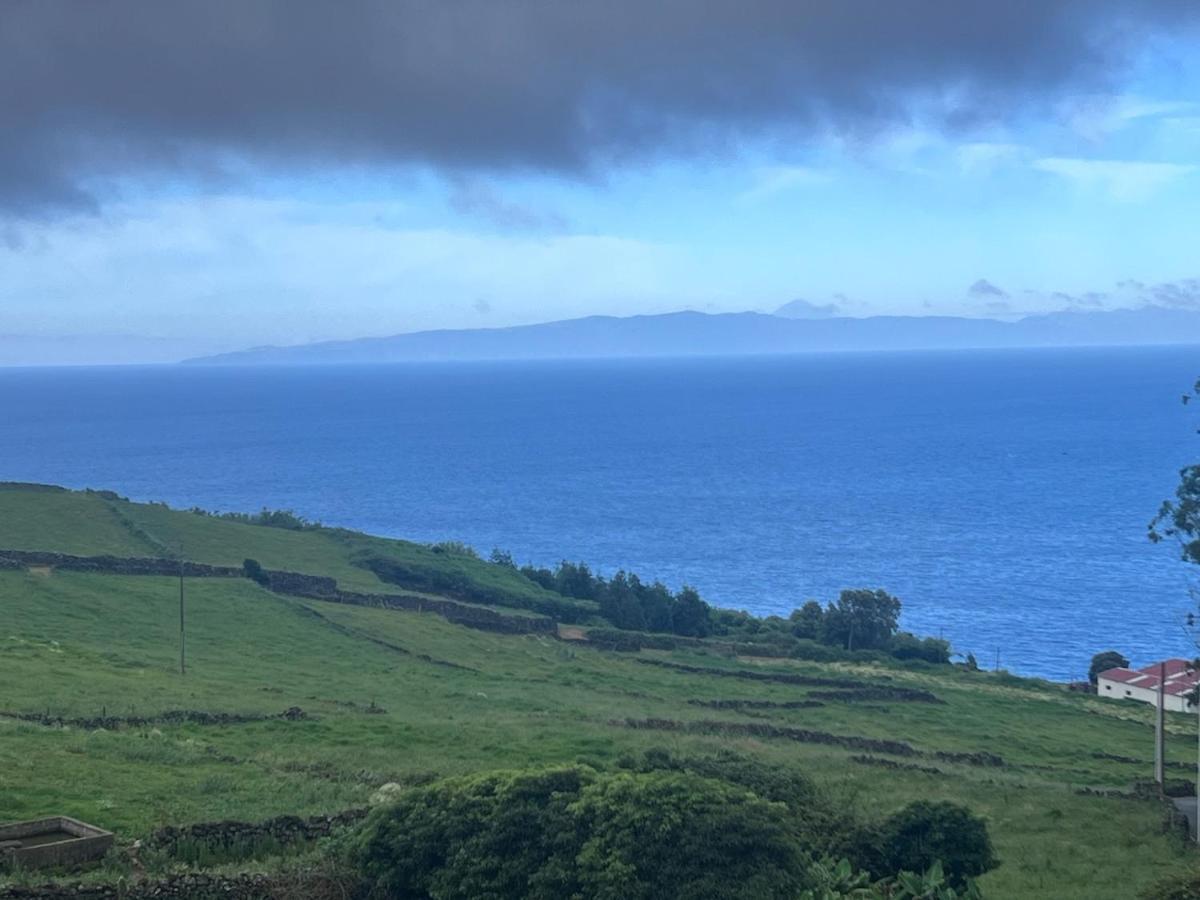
[1098,658,1200,697]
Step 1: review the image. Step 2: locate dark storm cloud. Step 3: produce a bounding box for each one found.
[2,0,1198,215]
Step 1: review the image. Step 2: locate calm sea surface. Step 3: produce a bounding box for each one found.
[2,346,1198,680]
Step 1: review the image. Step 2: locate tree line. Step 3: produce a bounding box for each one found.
[492,552,951,664]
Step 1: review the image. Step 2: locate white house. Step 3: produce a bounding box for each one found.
[1096,658,1199,713]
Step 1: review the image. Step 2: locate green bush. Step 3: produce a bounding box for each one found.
[871,801,997,889]
[889,632,951,665]
[346,765,816,899]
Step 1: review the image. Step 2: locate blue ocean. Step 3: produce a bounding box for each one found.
[2,346,1197,680]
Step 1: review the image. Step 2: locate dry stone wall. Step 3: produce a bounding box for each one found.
[147,809,367,856]
[0,550,556,635]
[0,874,275,900]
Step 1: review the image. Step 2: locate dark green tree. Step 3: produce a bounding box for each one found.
[789,600,826,641]
[638,578,675,633]
[554,561,597,600]
[873,801,997,889]
[890,632,951,664]
[600,571,647,631]
[823,589,902,651]
[1088,650,1130,685]
[519,563,557,591]
[672,585,712,637]
[489,548,516,568]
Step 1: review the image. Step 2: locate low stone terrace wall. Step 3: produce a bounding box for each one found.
[0,550,556,635]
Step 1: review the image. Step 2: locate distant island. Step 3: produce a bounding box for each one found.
[186,305,1200,365]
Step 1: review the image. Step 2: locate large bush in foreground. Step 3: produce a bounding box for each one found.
[344,755,997,898]
[868,800,996,889]
[346,765,813,899]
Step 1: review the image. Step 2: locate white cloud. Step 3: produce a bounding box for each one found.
[737,165,831,203]
[0,193,700,353]
[1032,157,1195,201]
[1061,94,1200,142]
[954,142,1024,175]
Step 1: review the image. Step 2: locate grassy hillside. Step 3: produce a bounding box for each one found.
[0,483,584,611]
[1,484,1198,897]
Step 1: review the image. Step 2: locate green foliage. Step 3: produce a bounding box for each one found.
[192,506,317,531]
[801,859,985,900]
[1150,378,1200,564]
[800,858,877,899]
[615,747,847,856]
[170,832,296,867]
[871,801,997,889]
[890,861,984,899]
[489,548,516,568]
[516,560,712,636]
[791,600,827,641]
[429,540,479,559]
[824,589,903,651]
[890,632,952,665]
[1089,650,1130,685]
[347,765,813,899]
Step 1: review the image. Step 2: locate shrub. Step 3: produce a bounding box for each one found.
[429,540,479,559]
[890,633,951,665]
[871,801,996,889]
[346,765,814,900]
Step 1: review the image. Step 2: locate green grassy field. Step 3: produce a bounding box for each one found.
[1,484,1197,897]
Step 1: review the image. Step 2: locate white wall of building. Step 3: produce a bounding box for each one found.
[1097,676,1194,713]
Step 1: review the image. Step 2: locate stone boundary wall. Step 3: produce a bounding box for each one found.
[259,568,556,635]
[0,707,305,731]
[147,808,368,856]
[633,658,879,689]
[615,716,919,756]
[0,550,556,635]
[808,686,944,704]
[0,874,276,900]
[335,589,556,635]
[0,550,241,578]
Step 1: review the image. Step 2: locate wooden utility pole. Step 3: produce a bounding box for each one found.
[178,544,186,676]
[1155,660,1165,785]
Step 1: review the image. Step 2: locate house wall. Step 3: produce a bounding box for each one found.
[1097,677,1195,713]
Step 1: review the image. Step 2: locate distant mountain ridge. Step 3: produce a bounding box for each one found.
[185,306,1200,365]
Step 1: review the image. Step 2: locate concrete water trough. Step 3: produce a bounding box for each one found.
[0,816,113,869]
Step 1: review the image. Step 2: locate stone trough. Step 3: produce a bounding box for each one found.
[0,817,113,870]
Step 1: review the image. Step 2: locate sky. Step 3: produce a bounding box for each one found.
[2,1,1200,363]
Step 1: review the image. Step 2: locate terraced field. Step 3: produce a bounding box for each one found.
[1,484,1196,898]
